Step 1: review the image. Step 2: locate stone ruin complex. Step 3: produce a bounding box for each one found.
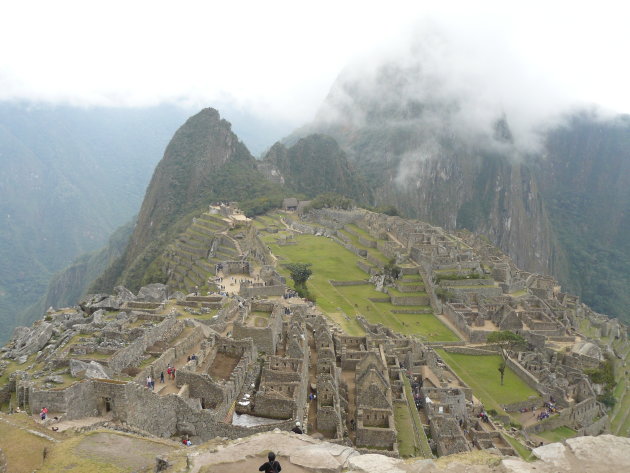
[0,205,627,459]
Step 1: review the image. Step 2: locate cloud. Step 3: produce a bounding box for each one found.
[0,0,628,132]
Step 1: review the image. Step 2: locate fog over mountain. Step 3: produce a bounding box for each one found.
[290,23,630,322]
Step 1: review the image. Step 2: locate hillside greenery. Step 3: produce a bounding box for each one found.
[0,104,190,342]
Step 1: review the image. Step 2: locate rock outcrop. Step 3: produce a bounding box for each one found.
[160,431,630,473]
[7,322,53,358]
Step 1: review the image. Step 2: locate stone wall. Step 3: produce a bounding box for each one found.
[505,354,545,395]
[389,294,430,306]
[102,380,296,441]
[233,317,279,355]
[136,322,206,384]
[108,316,180,373]
[240,285,285,297]
[329,280,369,287]
[29,379,98,419]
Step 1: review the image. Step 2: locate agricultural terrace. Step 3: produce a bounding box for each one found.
[436,350,540,413]
[262,229,458,342]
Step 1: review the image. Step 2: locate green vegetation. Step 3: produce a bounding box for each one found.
[402,376,432,458]
[486,331,528,351]
[504,434,535,461]
[585,356,616,408]
[284,262,314,300]
[307,192,354,210]
[537,426,577,443]
[436,350,540,409]
[268,233,457,341]
[263,135,371,202]
[383,259,402,280]
[0,105,190,344]
[394,403,417,457]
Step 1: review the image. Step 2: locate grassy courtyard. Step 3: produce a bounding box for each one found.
[436,350,540,411]
[537,426,577,443]
[266,232,458,341]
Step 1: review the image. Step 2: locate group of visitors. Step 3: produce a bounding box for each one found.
[146,376,155,390]
[167,365,176,380]
[536,400,558,421]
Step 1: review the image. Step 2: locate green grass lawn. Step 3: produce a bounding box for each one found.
[537,426,576,443]
[346,224,376,241]
[504,434,535,461]
[436,351,540,411]
[394,403,417,457]
[339,229,372,251]
[269,234,458,340]
[387,287,428,298]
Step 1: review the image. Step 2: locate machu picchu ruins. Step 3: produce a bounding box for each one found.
[2,202,629,471]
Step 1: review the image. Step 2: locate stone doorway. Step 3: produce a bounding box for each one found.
[97,396,112,415]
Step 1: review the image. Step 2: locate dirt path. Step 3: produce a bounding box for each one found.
[341,369,357,443]
[386,231,405,248]
[53,413,113,432]
[306,334,320,435]
[156,341,202,395]
[74,431,177,471]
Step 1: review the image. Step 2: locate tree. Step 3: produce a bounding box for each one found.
[498,359,507,386]
[383,258,401,280]
[486,331,527,386]
[285,263,312,288]
[486,331,527,352]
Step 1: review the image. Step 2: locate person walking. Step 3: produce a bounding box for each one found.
[259,451,281,472]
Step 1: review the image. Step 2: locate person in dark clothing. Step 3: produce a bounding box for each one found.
[291,421,303,434]
[259,451,281,472]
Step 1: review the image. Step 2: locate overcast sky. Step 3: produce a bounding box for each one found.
[1,0,629,128]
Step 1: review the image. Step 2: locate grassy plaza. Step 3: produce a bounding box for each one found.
[265,231,459,341]
[436,350,540,409]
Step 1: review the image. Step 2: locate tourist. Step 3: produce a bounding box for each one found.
[291,421,303,434]
[259,451,282,473]
[167,366,172,379]
[40,407,47,420]
[160,371,165,383]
